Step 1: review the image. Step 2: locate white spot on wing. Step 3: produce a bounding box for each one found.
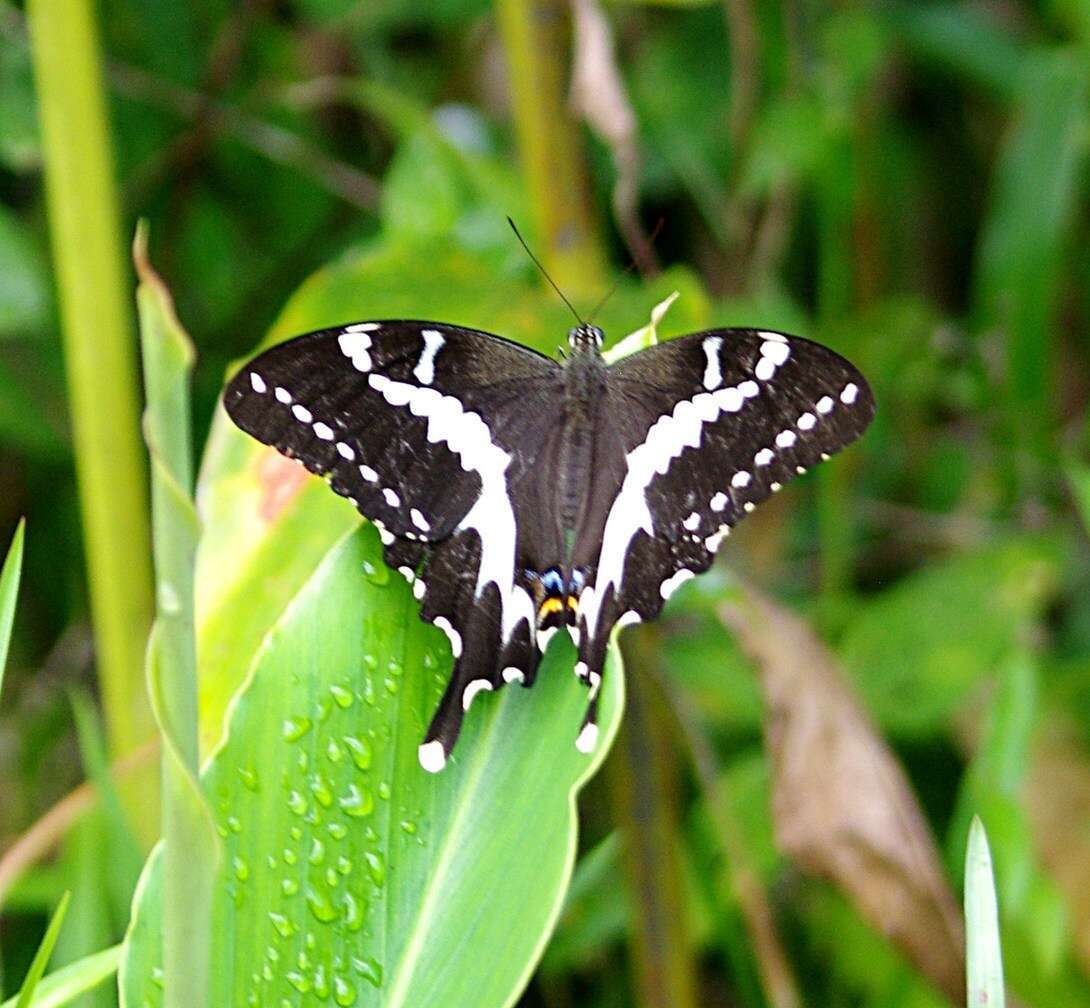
[616,610,641,629]
[731,470,751,488]
[413,579,426,600]
[755,357,776,381]
[702,336,723,390]
[413,329,446,386]
[292,404,313,423]
[817,395,835,414]
[462,678,493,710]
[660,568,695,600]
[841,382,859,405]
[740,380,759,398]
[760,340,790,366]
[418,740,445,773]
[797,412,816,431]
[433,616,463,658]
[775,429,797,448]
[754,448,774,466]
[410,508,430,532]
[683,511,700,531]
[275,386,292,404]
[337,442,355,460]
[338,329,373,372]
[383,487,400,508]
[710,491,728,511]
[360,464,378,482]
[537,625,558,652]
[575,721,598,754]
[249,372,267,393]
[502,666,524,684]
[313,421,334,441]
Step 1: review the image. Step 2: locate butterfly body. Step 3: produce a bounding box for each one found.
[224,315,874,772]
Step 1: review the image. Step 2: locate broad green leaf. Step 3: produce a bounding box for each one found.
[121,526,624,1006]
[0,518,25,695]
[0,947,120,1008]
[13,891,69,1008]
[965,818,1005,1008]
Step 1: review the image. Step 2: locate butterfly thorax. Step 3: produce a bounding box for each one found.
[557,328,606,549]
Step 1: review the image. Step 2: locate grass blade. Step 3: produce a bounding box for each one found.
[13,892,70,1008]
[0,947,120,1008]
[965,816,1005,1008]
[0,519,25,695]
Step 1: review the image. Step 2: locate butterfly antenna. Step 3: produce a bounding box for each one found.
[507,217,584,326]
[587,217,666,324]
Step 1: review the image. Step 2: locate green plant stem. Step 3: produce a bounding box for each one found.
[495,0,604,299]
[25,0,154,771]
[609,629,698,1008]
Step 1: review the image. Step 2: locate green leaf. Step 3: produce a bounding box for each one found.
[13,891,70,1008]
[0,518,25,696]
[973,49,1088,482]
[135,223,219,1008]
[0,204,49,337]
[965,817,1005,1008]
[0,947,120,1008]
[121,526,624,1006]
[839,537,1061,734]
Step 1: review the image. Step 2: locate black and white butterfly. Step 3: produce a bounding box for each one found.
[224,317,874,772]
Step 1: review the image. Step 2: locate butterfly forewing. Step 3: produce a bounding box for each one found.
[224,321,565,768]
[573,328,874,661]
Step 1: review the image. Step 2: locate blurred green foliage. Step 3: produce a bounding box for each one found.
[3,0,1090,1005]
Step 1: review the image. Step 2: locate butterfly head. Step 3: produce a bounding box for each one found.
[568,323,604,353]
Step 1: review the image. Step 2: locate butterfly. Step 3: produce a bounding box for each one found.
[223,317,874,772]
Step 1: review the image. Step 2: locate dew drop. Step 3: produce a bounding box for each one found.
[326,738,344,763]
[352,956,384,988]
[339,783,375,818]
[343,890,365,932]
[383,676,399,695]
[316,695,333,723]
[285,971,311,994]
[334,975,358,1005]
[306,886,338,924]
[233,856,249,881]
[287,790,308,816]
[330,683,354,709]
[282,716,312,742]
[283,847,298,866]
[238,767,260,791]
[308,838,326,865]
[269,912,295,939]
[313,963,330,1000]
[310,773,334,808]
[281,877,299,897]
[328,821,348,840]
[343,735,372,771]
[336,856,352,875]
[400,820,417,835]
[364,851,386,886]
[362,653,378,670]
[378,781,391,801]
[227,816,242,834]
[362,560,388,585]
[362,677,376,706]
[326,866,339,888]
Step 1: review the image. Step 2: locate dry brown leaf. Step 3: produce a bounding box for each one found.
[568,0,658,275]
[721,582,966,1002]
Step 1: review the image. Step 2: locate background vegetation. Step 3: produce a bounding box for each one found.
[1,0,1089,1005]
